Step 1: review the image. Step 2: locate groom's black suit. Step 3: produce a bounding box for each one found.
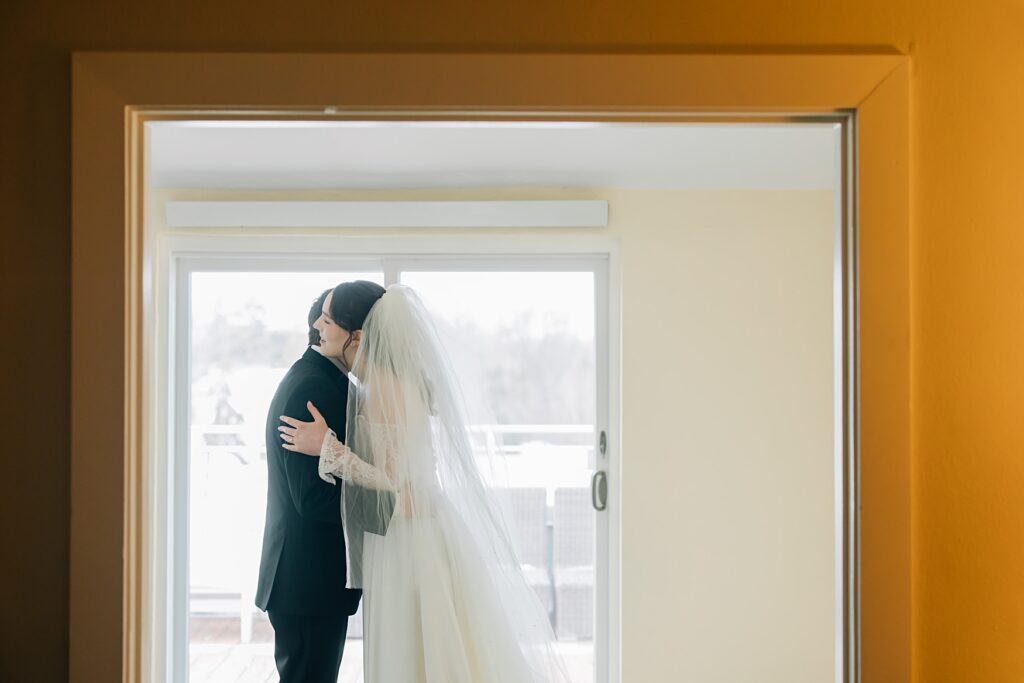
[257,347,360,683]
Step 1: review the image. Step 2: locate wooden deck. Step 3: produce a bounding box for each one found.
[189,616,592,682]
[190,616,363,683]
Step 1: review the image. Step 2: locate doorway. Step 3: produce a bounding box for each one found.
[148,117,844,683]
[70,51,911,683]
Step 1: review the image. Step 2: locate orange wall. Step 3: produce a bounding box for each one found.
[1,1,1021,681]
[910,3,1024,682]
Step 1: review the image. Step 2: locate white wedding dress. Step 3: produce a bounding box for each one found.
[315,285,568,683]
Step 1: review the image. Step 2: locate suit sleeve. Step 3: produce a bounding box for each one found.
[279,377,348,524]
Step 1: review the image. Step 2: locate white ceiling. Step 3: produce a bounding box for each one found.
[147,120,841,191]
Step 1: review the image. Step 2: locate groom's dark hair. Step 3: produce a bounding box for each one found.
[307,288,331,346]
[328,280,386,332]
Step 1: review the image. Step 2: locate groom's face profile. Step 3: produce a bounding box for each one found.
[314,291,360,364]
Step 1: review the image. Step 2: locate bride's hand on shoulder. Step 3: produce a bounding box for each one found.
[279,401,329,456]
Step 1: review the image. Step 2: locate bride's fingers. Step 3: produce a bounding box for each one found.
[278,425,296,436]
[280,415,312,428]
[282,441,316,456]
[307,401,324,422]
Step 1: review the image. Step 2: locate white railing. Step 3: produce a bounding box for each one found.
[189,423,595,642]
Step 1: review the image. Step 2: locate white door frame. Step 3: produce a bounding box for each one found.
[154,234,622,683]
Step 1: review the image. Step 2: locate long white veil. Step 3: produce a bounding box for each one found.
[339,284,570,681]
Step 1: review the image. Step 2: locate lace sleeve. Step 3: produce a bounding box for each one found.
[317,429,398,492]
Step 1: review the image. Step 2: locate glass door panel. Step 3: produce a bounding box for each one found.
[187,271,383,683]
[401,270,598,683]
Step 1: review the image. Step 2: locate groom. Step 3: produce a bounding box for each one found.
[256,287,360,683]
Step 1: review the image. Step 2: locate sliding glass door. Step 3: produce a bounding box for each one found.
[177,255,614,683]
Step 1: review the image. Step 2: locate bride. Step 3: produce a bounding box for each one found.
[278,282,570,683]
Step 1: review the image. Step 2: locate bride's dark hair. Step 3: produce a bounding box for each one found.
[328,280,386,332]
[329,280,386,370]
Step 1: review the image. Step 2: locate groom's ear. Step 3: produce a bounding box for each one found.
[352,330,363,343]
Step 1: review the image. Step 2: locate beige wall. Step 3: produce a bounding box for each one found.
[614,189,835,680]
[155,185,836,680]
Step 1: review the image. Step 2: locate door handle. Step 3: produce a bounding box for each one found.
[591,470,608,511]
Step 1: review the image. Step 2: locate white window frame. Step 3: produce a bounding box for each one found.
[149,233,622,683]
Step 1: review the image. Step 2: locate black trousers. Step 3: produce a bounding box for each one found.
[267,610,350,683]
